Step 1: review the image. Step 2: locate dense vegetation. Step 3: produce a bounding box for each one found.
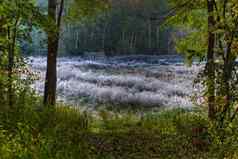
[1,0,238,158]
[25,0,174,56]
[1,89,238,158]
[0,85,238,159]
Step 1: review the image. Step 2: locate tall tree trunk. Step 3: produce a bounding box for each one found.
[222,34,234,121]
[133,33,137,52]
[206,0,216,119]
[221,0,233,121]
[223,47,232,118]
[102,24,107,51]
[7,17,18,108]
[148,19,152,52]
[7,27,14,107]
[44,0,64,106]
[156,26,160,53]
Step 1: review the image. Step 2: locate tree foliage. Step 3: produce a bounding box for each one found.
[0,0,45,107]
[168,0,238,122]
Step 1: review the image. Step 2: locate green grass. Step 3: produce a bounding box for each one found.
[1,103,237,159]
[0,87,238,159]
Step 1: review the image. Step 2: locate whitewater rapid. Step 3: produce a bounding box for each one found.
[28,55,202,109]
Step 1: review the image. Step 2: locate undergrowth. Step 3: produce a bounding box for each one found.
[1,99,238,159]
[0,75,238,158]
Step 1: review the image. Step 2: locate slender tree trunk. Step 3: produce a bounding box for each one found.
[223,48,232,117]
[102,25,106,51]
[206,0,216,119]
[44,0,64,106]
[121,30,125,53]
[222,35,234,120]
[156,26,160,53]
[7,16,18,108]
[130,32,134,51]
[148,19,152,52]
[134,33,137,51]
[221,0,233,120]
[7,27,14,107]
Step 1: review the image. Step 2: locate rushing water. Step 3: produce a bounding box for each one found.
[28,55,202,109]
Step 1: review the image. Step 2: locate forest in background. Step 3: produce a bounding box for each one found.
[23,0,175,56]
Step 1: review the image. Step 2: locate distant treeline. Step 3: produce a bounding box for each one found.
[23,0,176,56]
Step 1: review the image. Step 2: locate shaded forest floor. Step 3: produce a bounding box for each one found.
[1,98,238,159]
[0,80,237,159]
